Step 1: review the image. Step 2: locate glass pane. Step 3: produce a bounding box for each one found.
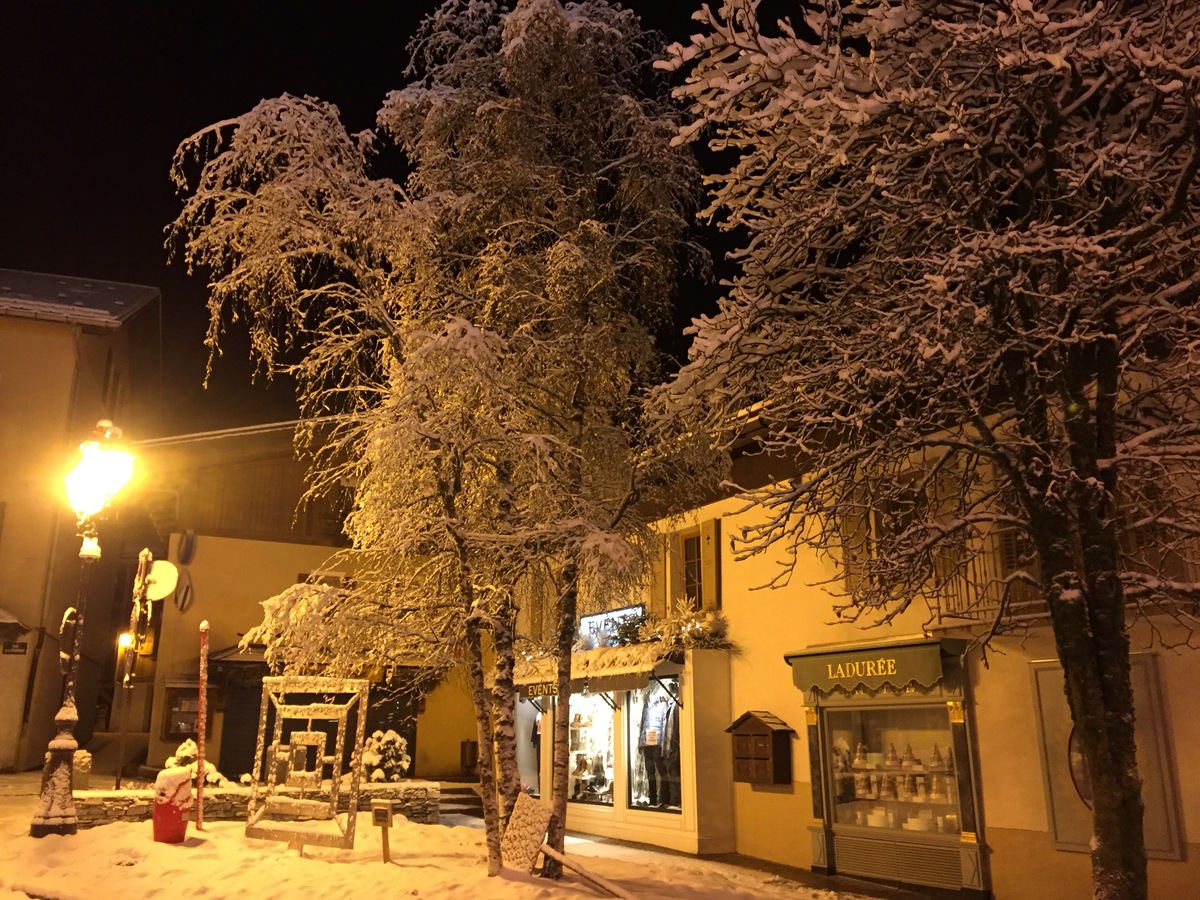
[517,700,543,798]
[826,705,960,833]
[627,678,682,813]
[568,693,615,805]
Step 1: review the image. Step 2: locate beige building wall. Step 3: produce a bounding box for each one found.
[0,317,132,771]
[414,671,478,779]
[684,496,933,870]
[971,627,1200,899]
[148,533,338,768]
[667,494,1200,897]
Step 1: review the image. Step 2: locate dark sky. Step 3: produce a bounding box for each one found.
[0,1,707,437]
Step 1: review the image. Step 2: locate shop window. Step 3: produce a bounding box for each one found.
[627,678,681,813]
[568,693,615,805]
[825,705,961,834]
[517,700,543,798]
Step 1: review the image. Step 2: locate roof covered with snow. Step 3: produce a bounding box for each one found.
[514,643,680,695]
[0,268,159,330]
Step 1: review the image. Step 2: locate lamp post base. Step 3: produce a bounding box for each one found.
[30,707,80,838]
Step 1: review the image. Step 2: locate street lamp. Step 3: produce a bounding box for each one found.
[113,631,135,790]
[31,420,134,837]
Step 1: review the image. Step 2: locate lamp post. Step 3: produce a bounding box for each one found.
[113,631,134,790]
[31,420,134,838]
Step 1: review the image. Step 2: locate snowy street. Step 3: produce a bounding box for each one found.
[0,778,910,900]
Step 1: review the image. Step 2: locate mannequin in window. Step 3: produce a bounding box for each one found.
[662,696,681,806]
[638,685,671,806]
[530,711,542,790]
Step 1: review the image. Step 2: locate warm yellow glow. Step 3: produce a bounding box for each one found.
[117,632,134,650]
[63,439,135,519]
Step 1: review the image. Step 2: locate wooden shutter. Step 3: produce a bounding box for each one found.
[668,532,686,614]
[700,518,721,611]
[839,504,871,594]
[647,534,668,619]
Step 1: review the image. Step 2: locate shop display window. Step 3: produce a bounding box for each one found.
[826,705,960,834]
[626,678,682,813]
[517,700,543,798]
[569,693,615,805]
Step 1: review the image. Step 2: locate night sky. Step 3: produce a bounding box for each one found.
[1,1,709,437]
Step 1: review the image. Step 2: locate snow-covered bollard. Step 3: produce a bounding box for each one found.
[153,766,194,844]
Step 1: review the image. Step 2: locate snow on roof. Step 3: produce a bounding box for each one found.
[726,710,795,734]
[0,268,159,330]
[0,606,29,640]
[514,643,674,690]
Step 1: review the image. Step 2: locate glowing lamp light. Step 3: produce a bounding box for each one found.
[117,632,134,651]
[63,424,135,521]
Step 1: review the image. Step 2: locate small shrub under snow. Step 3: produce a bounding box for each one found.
[362,729,410,783]
[166,738,228,787]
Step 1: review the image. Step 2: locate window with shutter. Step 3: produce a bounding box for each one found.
[1119,482,1195,584]
[664,519,721,615]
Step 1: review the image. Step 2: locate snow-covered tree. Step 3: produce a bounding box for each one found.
[375,0,706,872]
[660,2,1200,898]
[170,0,704,876]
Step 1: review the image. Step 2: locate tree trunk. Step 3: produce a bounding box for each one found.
[440,454,506,875]
[1043,564,1146,900]
[1033,457,1146,898]
[1055,330,1147,900]
[465,619,505,876]
[491,602,522,828]
[541,564,578,880]
[543,376,589,880]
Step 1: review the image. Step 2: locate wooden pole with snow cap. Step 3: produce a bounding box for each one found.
[197,619,208,830]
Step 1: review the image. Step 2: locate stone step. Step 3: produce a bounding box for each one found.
[438,782,483,817]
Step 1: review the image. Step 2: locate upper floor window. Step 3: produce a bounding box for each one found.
[646,518,722,619]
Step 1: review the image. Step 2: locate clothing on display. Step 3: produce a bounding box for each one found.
[629,679,681,811]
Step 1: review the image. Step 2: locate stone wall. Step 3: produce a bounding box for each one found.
[73,781,441,829]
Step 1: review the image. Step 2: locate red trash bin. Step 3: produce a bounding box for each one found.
[153,766,193,844]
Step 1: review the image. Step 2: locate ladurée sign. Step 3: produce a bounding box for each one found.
[785,640,957,693]
[826,656,897,681]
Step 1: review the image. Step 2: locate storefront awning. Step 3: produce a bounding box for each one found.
[783,637,965,694]
[514,644,675,699]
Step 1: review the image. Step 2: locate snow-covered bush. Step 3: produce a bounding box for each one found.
[639,610,731,651]
[362,729,410,783]
[166,738,227,787]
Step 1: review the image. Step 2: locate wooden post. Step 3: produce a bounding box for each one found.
[197,619,209,830]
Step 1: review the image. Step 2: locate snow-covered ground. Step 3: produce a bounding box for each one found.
[0,800,875,900]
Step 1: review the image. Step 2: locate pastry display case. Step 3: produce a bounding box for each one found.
[826,705,961,835]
